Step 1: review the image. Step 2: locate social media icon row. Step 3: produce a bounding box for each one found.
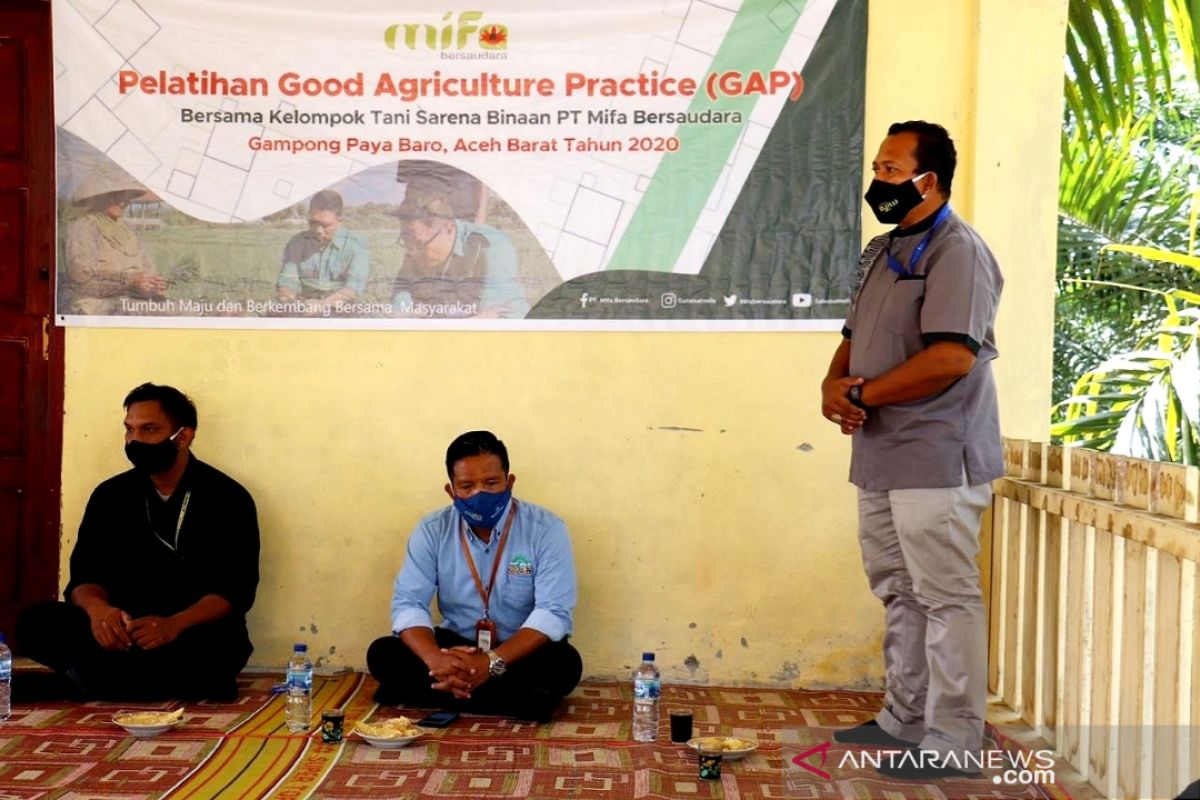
[581,292,814,308]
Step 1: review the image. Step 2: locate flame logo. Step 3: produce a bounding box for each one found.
[480,24,507,49]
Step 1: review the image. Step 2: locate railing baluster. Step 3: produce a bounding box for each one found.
[985,492,1001,696]
[1005,492,1023,709]
[1047,445,1065,489]
[1022,497,1039,726]
[1178,560,1196,797]
[1151,462,1200,523]
[1062,519,1088,778]
[1154,551,1182,800]
[1040,511,1062,745]
[1089,528,1116,796]
[1188,558,1199,793]
[1117,539,1148,800]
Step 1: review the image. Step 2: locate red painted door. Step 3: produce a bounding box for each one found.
[0,0,64,642]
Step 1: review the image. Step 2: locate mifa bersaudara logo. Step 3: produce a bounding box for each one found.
[384,12,508,51]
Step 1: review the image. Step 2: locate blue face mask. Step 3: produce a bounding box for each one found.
[453,485,512,529]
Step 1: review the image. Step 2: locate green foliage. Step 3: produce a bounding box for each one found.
[1054,0,1200,462]
[1053,275,1200,465]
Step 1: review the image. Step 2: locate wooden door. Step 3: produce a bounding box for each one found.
[0,0,64,642]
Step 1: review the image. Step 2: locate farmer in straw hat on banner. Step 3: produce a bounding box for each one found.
[65,162,168,315]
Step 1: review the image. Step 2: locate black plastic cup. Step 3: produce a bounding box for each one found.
[698,748,722,780]
[669,710,693,743]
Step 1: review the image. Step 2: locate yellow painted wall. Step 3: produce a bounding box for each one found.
[58,0,1067,686]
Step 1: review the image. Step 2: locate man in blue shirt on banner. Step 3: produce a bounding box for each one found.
[367,431,582,722]
[821,121,1004,780]
[276,189,370,314]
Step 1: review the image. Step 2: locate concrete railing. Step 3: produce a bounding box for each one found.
[983,438,1199,800]
[984,441,1200,796]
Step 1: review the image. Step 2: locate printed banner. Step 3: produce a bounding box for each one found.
[53,0,865,330]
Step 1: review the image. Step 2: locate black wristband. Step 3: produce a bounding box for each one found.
[847,384,871,410]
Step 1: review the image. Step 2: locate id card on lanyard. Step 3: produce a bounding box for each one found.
[459,499,517,650]
[886,204,951,277]
[146,489,192,553]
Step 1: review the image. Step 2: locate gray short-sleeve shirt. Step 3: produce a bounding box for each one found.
[843,206,1004,490]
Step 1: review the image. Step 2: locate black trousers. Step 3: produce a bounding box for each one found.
[366,628,582,720]
[16,600,252,701]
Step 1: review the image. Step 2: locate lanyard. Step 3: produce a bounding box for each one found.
[458,499,517,620]
[145,489,191,552]
[885,204,951,277]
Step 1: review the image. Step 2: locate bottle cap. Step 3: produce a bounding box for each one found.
[293,643,307,652]
[642,651,654,661]
[0,632,6,643]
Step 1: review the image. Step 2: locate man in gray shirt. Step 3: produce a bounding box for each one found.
[821,121,1003,780]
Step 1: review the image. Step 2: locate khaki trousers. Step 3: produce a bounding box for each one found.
[856,477,992,758]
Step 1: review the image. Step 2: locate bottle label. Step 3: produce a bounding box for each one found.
[633,677,660,700]
[287,668,312,692]
[0,665,9,680]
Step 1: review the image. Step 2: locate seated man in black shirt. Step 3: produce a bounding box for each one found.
[16,383,260,702]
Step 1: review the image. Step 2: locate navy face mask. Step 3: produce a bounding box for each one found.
[125,428,182,475]
[453,485,512,529]
[863,172,930,225]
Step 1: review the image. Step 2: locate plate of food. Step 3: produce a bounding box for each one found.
[354,716,423,749]
[686,736,759,761]
[112,708,185,738]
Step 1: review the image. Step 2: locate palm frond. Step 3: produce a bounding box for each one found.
[1054,0,1200,463]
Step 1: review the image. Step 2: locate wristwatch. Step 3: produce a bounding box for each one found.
[847,384,871,410]
[486,649,507,677]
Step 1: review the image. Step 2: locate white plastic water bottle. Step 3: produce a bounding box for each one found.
[285,643,312,733]
[0,633,11,721]
[632,651,660,741]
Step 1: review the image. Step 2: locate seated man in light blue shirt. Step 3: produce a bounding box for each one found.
[367,431,582,722]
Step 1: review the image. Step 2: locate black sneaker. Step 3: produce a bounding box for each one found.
[832,720,914,748]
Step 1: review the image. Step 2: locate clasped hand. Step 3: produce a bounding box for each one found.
[821,376,867,434]
[87,605,182,651]
[427,645,490,699]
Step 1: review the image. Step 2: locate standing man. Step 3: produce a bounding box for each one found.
[367,431,581,722]
[16,383,260,702]
[822,121,1003,779]
[276,189,370,314]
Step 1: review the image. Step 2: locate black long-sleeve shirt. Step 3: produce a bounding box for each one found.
[66,456,260,621]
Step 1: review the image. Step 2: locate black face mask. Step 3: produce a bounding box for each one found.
[863,172,930,225]
[125,429,182,475]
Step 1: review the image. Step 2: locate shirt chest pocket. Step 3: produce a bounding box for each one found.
[504,572,535,605]
[879,277,926,334]
[299,256,346,282]
[327,259,350,282]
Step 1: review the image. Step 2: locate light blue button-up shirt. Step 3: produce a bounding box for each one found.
[390,498,575,642]
[389,220,530,318]
[276,226,370,297]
